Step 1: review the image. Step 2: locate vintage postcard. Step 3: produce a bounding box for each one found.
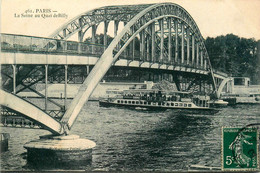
[1,0,260,172]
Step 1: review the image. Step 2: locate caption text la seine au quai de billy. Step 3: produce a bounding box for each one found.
[14,9,68,19]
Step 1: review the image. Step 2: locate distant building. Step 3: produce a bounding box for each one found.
[221,77,260,104]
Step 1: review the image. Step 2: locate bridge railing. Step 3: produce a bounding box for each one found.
[1,33,228,78]
[213,69,229,77]
[1,33,105,56]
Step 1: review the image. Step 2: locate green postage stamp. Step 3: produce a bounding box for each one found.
[222,127,259,171]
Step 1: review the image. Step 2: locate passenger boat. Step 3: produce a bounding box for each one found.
[208,99,228,107]
[99,89,217,111]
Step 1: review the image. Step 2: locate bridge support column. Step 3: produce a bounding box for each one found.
[175,20,178,63]
[114,20,119,37]
[91,25,97,53]
[12,64,16,94]
[64,65,68,109]
[104,21,109,51]
[151,22,155,62]
[167,18,172,63]
[45,65,48,111]
[78,18,84,42]
[196,43,199,68]
[187,29,190,65]
[159,19,164,62]
[147,31,150,62]
[114,20,120,51]
[131,27,135,60]
[199,79,202,92]
[200,51,203,68]
[140,30,145,61]
[86,65,90,75]
[169,74,173,83]
[173,74,181,91]
[124,22,128,58]
[181,23,184,64]
[192,35,195,66]
[24,135,96,166]
[159,73,162,81]
[184,78,187,91]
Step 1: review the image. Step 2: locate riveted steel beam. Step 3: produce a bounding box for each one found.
[60,3,219,131]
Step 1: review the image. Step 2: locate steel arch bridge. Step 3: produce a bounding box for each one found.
[51,3,215,77]
[1,3,227,135]
[50,2,219,93]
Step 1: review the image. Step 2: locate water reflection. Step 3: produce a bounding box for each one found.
[1,102,259,171]
[120,112,212,170]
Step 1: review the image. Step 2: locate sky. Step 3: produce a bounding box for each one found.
[1,0,260,40]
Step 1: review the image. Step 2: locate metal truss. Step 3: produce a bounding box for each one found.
[0,3,222,134]
[50,3,215,84]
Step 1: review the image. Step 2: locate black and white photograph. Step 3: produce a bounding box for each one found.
[0,0,260,171]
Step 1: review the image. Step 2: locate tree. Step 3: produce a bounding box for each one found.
[205,34,260,84]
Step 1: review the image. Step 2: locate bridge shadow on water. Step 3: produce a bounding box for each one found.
[22,109,213,171]
[121,112,213,171]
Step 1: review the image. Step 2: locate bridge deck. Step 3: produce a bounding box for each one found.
[1,33,227,79]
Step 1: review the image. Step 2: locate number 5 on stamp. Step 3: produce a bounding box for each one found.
[222,127,259,171]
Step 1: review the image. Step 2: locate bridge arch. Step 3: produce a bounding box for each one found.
[50,4,152,40]
[0,90,63,135]
[51,3,216,88]
[60,3,218,130]
[216,77,233,98]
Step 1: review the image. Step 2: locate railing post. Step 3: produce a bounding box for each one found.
[86,65,90,75]
[12,35,15,50]
[78,42,81,54]
[64,40,67,52]
[30,37,33,51]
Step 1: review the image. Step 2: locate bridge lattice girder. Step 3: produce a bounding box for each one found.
[50,4,152,40]
[51,2,216,89]
[1,3,223,135]
[60,3,218,131]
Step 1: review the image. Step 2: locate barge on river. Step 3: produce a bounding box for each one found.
[99,89,216,111]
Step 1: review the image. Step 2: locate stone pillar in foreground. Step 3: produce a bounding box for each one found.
[24,135,96,165]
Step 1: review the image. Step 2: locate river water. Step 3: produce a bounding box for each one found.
[1,101,259,171]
